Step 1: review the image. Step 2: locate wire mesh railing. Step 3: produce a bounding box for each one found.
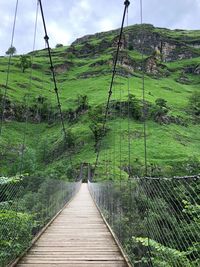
[88,176,200,267]
[0,174,81,267]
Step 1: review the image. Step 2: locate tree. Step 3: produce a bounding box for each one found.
[150,98,169,124]
[89,122,106,152]
[128,94,143,120]
[55,43,63,48]
[5,46,17,56]
[67,52,75,62]
[76,94,89,112]
[88,105,108,152]
[155,98,168,109]
[188,91,200,122]
[19,55,31,73]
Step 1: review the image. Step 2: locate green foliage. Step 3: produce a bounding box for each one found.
[188,91,200,122]
[10,147,37,174]
[0,172,77,265]
[128,94,143,120]
[0,24,200,266]
[134,237,192,267]
[88,105,109,151]
[114,95,143,120]
[0,210,33,266]
[155,98,168,109]
[93,178,200,266]
[0,174,23,185]
[89,122,108,152]
[149,98,170,124]
[5,46,17,56]
[0,175,24,202]
[76,94,89,112]
[18,55,31,73]
[171,157,200,176]
[67,52,75,62]
[55,43,63,48]
[65,129,75,149]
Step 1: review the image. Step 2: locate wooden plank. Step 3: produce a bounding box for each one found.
[17,263,127,267]
[16,183,128,267]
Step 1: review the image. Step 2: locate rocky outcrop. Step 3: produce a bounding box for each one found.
[68,38,112,58]
[54,62,72,74]
[71,34,94,45]
[112,34,127,49]
[144,56,170,77]
[90,59,110,67]
[70,24,200,62]
[0,96,55,123]
[127,30,198,62]
[154,114,186,126]
[145,56,158,75]
[176,75,191,84]
[114,51,138,71]
[184,64,200,75]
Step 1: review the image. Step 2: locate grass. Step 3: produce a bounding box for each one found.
[0,24,199,178]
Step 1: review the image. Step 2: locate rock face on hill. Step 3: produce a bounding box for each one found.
[70,24,200,63]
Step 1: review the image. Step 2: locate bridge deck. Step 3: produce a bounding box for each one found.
[16,183,128,267]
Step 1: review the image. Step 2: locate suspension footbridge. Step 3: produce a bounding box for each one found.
[15,184,129,267]
[0,0,199,266]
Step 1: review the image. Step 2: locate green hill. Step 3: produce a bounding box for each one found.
[0,24,200,178]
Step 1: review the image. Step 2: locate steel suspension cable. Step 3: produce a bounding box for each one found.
[140,0,153,265]
[93,0,130,176]
[38,0,75,177]
[140,0,148,177]
[0,0,19,136]
[126,6,131,179]
[1,4,39,260]
[19,1,39,174]
[38,0,68,145]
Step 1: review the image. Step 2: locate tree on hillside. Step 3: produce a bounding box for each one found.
[76,95,89,112]
[19,55,31,73]
[155,98,168,109]
[5,46,17,56]
[55,43,63,48]
[88,106,109,152]
[67,52,75,62]
[188,91,200,122]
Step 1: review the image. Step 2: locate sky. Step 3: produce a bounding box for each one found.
[0,0,199,55]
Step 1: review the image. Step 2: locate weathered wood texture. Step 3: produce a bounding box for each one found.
[16,183,128,267]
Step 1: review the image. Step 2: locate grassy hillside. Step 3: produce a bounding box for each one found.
[0,24,200,178]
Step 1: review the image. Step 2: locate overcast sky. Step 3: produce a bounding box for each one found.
[0,0,199,55]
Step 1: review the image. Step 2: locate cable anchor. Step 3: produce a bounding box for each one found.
[44,34,49,41]
[124,0,130,7]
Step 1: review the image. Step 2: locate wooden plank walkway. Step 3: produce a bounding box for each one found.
[16,183,128,267]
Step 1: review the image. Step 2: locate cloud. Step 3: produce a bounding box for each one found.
[98,18,115,32]
[48,22,72,45]
[139,0,199,29]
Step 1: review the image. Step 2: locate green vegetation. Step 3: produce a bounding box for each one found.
[0,24,200,265]
[5,46,17,56]
[0,24,199,178]
[90,178,200,266]
[18,55,31,73]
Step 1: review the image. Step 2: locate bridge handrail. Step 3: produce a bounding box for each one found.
[88,176,200,266]
[0,175,82,267]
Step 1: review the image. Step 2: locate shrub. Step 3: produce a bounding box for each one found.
[5,46,17,56]
[0,210,33,266]
[188,91,200,122]
[18,55,31,73]
[55,43,63,48]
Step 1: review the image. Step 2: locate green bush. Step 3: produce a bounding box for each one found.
[188,91,200,122]
[55,43,63,48]
[0,210,33,266]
